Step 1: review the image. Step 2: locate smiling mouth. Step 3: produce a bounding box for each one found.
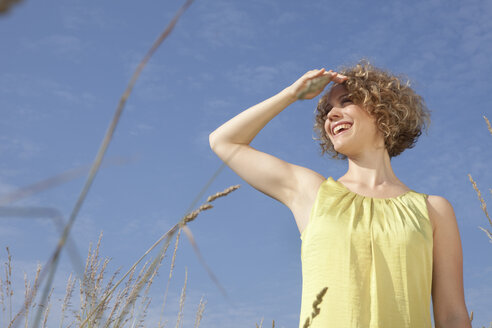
[332,125,353,137]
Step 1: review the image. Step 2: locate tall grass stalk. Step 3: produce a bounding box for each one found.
[468,115,492,243]
[2,183,241,328]
[466,115,492,327]
[21,2,197,327]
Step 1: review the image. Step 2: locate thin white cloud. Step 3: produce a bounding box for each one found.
[120,51,175,104]
[129,122,155,136]
[0,178,17,194]
[269,11,298,26]
[0,73,96,110]
[465,284,492,327]
[21,34,84,59]
[203,99,233,115]
[195,0,258,49]
[61,4,115,30]
[224,61,298,95]
[0,136,41,160]
[386,0,491,95]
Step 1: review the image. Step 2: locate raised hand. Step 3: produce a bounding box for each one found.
[288,68,348,100]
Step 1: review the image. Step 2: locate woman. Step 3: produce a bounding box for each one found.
[209,60,471,328]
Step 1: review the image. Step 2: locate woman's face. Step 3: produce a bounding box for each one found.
[323,84,386,158]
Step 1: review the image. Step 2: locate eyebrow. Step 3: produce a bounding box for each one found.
[327,92,349,107]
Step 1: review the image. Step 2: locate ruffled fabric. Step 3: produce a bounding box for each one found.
[299,176,433,328]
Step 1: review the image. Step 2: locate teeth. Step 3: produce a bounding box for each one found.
[333,123,352,135]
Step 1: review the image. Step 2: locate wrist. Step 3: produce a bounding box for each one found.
[280,86,298,104]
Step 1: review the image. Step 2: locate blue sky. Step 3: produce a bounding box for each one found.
[1,0,491,327]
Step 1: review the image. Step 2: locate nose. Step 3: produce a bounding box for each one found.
[326,105,343,123]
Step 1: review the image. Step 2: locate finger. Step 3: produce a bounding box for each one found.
[331,71,346,78]
[333,73,348,81]
[324,70,338,77]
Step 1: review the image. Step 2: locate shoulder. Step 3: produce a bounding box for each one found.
[425,194,457,235]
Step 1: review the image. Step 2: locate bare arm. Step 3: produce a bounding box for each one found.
[210,87,297,146]
[209,68,346,209]
[427,195,472,328]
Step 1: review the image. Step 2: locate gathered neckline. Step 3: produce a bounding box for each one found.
[329,176,415,200]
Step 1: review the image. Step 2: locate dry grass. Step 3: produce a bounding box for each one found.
[467,116,492,244]
[1,0,325,326]
[468,174,492,243]
[3,122,491,327]
[1,0,491,323]
[11,3,198,326]
[2,184,243,328]
[0,0,24,14]
[1,179,328,328]
[465,115,492,328]
[301,287,328,328]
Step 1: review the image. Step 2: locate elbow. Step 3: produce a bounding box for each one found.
[209,132,217,150]
[209,131,244,152]
[435,314,472,328]
[209,131,225,152]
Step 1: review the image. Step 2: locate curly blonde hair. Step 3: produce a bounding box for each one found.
[314,59,431,160]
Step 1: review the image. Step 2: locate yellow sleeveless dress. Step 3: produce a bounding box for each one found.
[299,176,433,328]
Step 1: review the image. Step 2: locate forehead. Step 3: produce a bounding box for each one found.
[327,84,348,104]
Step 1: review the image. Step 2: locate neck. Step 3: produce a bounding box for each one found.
[342,148,401,188]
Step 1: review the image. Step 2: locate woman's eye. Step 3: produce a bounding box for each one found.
[342,98,351,104]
